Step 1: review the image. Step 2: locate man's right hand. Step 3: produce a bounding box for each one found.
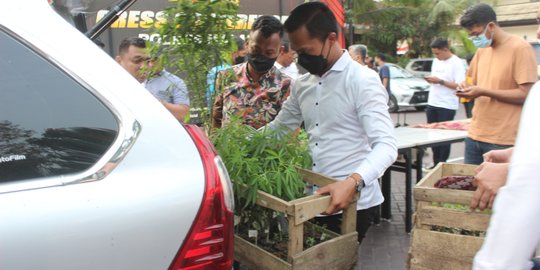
[457,81,468,91]
[470,162,509,210]
[315,177,357,215]
[483,147,514,163]
[424,75,440,84]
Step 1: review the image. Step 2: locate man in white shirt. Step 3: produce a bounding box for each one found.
[472,83,540,270]
[424,37,466,166]
[472,9,540,268]
[267,2,397,242]
[274,41,299,80]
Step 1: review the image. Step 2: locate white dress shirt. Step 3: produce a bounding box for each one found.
[275,62,299,80]
[268,51,397,210]
[473,82,540,270]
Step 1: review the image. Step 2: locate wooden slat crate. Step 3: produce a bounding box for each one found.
[408,163,491,270]
[234,168,359,270]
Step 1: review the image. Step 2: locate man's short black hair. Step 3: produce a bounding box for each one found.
[460,3,497,28]
[235,36,246,51]
[251,15,284,38]
[284,2,338,42]
[430,38,449,50]
[118,37,146,55]
[282,41,291,53]
[376,52,386,62]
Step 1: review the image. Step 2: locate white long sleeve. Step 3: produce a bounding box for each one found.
[473,82,540,270]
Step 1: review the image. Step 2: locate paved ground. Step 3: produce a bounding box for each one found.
[354,107,467,270]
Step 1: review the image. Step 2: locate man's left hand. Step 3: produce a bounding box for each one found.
[424,76,441,84]
[456,85,485,99]
[470,162,509,210]
[316,177,357,215]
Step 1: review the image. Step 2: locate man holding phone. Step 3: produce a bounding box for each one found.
[424,37,466,167]
[457,3,537,165]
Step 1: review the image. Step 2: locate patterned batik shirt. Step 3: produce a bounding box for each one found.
[214,63,292,129]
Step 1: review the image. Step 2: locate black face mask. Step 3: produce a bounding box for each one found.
[298,40,329,75]
[247,54,276,73]
[234,56,246,65]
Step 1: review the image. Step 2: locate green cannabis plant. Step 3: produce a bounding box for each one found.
[210,117,312,209]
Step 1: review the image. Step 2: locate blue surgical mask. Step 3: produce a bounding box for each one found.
[469,24,493,48]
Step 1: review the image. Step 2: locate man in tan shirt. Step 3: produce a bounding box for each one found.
[457,3,537,164]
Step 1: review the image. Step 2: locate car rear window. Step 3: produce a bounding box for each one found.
[0,29,119,183]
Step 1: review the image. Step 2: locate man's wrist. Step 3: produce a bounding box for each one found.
[439,79,445,85]
[348,173,364,191]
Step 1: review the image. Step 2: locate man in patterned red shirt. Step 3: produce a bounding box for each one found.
[212,15,292,129]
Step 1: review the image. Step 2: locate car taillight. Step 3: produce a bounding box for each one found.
[169,124,234,270]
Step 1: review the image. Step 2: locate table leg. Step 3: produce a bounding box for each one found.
[381,169,392,220]
[404,149,413,233]
[416,147,424,183]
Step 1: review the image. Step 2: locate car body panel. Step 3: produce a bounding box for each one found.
[387,63,430,110]
[0,1,206,269]
[405,57,469,79]
[404,58,433,78]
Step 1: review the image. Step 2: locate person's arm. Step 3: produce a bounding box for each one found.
[470,162,509,210]
[316,73,397,215]
[161,101,189,122]
[425,76,459,90]
[316,175,359,215]
[456,83,533,105]
[473,83,540,270]
[382,77,389,89]
[266,82,303,132]
[381,65,390,89]
[354,72,397,186]
[483,148,514,163]
[167,77,190,122]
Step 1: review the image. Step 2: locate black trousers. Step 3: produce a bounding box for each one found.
[314,205,379,243]
[463,100,474,119]
[426,105,456,166]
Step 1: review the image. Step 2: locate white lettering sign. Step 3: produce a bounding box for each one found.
[0,155,26,163]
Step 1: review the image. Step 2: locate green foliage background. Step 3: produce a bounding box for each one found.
[347,0,495,63]
[150,0,240,125]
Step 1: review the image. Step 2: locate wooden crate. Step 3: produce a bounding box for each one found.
[234,168,359,270]
[408,163,491,270]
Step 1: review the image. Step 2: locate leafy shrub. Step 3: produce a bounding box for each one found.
[210,117,312,209]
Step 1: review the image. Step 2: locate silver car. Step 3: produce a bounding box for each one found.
[386,63,430,112]
[404,58,433,78]
[405,57,469,79]
[0,1,234,269]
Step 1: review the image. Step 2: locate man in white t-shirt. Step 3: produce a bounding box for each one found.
[424,37,466,166]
